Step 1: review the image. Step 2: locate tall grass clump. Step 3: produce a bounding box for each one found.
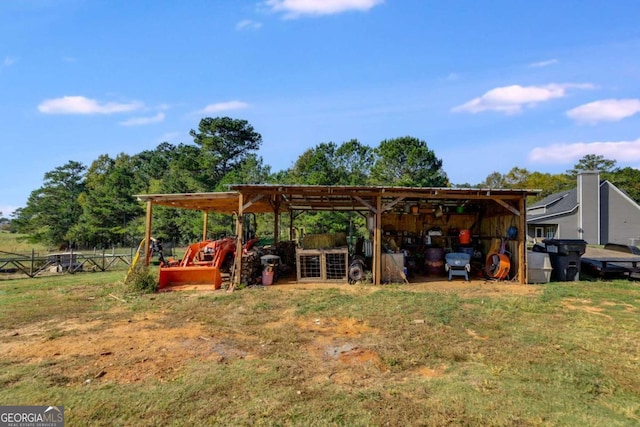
[125,265,157,293]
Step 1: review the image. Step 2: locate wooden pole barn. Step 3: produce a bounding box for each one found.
[136,185,539,287]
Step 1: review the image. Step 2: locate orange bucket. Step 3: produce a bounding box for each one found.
[459,229,471,245]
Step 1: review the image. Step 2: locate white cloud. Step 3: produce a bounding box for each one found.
[38,96,143,115]
[529,59,558,68]
[200,100,250,114]
[566,99,640,124]
[62,56,77,63]
[265,0,384,18]
[3,56,16,67]
[119,112,165,126]
[528,137,640,164]
[452,83,594,114]
[236,19,263,30]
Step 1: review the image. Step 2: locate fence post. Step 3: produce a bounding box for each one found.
[30,248,34,277]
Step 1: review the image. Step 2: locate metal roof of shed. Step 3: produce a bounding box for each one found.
[135,184,540,214]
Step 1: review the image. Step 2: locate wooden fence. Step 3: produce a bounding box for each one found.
[0,248,137,279]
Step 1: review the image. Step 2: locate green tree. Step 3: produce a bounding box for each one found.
[70,154,143,247]
[452,182,479,188]
[283,140,373,235]
[189,117,262,188]
[480,169,534,189]
[284,139,374,186]
[480,168,574,202]
[502,167,531,188]
[607,167,640,203]
[218,154,271,189]
[522,172,573,201]
[11,161,86,246]
[567,154,618,178]
[334,139,374,185]
[130,142,178,194]
[369,136,448,187]
[481,171,505,189]
[144,144,211,245]
[286,142,339,185]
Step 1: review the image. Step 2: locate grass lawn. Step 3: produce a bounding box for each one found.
[0,230,49,254]
[1,268,639,426]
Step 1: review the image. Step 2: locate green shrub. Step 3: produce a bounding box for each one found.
[125,266,157,293]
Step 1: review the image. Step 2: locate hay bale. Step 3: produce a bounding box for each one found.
[302,234,335,249]
[333,232,347,247]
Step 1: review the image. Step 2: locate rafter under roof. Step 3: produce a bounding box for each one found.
[135,184,540,215]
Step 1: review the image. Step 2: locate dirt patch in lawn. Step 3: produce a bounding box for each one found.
[268,276,541,298]
[2,312,257,385]
[3,311,401,389]
[561,298,612,319]
[1,280,538,388]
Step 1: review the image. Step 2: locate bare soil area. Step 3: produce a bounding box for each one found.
[3,277,540,388]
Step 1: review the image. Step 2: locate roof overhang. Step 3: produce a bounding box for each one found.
[135,185,541,215]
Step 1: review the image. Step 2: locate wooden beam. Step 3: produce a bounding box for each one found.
[289,209,294,240]
[519,197,527,285]
[143,201,153,266]
[243,194,264,211]
[353,196,377,213]
[230,193,244,292]
[272,195,281,245]
[491,197,520,216]
[380,190,527,200]
[202,211,208,241]
[382,197,405,212]
[374,195,382,285]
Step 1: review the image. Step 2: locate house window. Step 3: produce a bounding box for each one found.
[545,227,556,239]
[535,227,544,238]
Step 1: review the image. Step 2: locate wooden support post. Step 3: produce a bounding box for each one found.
[374,195,382,285]
[272,195,281,245]
[231,193,244,291]
[202,211,208,241]
[289,209,294,241]
[144,201,153,266]
[519,196,527,284]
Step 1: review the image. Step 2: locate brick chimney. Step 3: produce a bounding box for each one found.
[577,171,600,244]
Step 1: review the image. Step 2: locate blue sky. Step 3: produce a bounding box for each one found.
[2,0,640,216]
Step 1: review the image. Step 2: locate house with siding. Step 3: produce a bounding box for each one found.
[527,171,640,245]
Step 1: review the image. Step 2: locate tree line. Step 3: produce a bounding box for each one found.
[9,117,640,249]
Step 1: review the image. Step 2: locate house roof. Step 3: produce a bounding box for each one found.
[527,188,577,222]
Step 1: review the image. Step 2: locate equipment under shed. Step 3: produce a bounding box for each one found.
[136,184,539,288]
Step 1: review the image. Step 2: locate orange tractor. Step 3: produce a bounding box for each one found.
[158,237,257,290]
